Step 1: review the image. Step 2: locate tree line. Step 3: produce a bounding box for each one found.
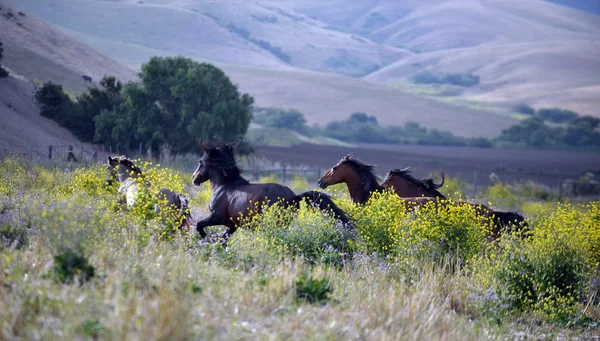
[34,57,254,154]
[253,107,600,151]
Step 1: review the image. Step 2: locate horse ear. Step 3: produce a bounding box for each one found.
[108,156,118,166]
[342,153,352,161]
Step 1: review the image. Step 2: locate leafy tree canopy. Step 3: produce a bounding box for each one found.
[95,57,254,153]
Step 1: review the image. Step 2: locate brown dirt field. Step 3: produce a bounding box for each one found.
[254,143,600,187]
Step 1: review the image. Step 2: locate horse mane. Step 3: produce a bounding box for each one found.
[201,142,248,184]
[341,155,382,192]
[386,168,446,198]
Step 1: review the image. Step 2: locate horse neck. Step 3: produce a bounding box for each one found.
[345,170,379,205]
[208,168,247,190]
[394,177,439,198]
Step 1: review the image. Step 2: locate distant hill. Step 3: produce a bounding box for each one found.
[11,0,600,118]
[0,0,136,92]
[0,0,137,155]
[11,0,410,77]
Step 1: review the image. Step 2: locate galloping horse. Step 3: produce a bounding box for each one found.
[317,154,435,210]
[382,169,528,237]
[381,167,445,199]
[191,142,352,241]
[106,155,191,228]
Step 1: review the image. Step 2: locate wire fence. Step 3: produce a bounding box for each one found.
[1,144,599,198]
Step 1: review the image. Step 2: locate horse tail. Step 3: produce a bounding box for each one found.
[435,170,445,189]
[289,191,353,229]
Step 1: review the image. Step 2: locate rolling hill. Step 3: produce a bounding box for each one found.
[0,0,137,155]
[10,0,600,118]
[0,0,136,92]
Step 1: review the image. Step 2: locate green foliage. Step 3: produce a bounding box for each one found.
[34,77,121,142]
[296,272,332,304]
[536,108,579,123]
[0,223,29,249]
[253,108,309,134]
[95,57,254,153]
[52,247,96,284]
[71,76,122,142]
[496,116,600,150]
[34,82,74,124]
[226,201,353,269]
[514,104,535,116]
[471,202,600,324]
[350,191,486,265]
[79,319,103,339]
[323,113,486,147]
[226,23,291,62]
[412,71,480,87]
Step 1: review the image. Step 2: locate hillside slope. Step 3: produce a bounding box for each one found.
[0,76,84,155]
[366,40,600,115]
[0,0,136,92]
[12,0,411,77]
[222,65,515,138]
[280,0,600,51]
[280,0,600,116]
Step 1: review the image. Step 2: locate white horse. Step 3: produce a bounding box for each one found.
[106,156,191,228]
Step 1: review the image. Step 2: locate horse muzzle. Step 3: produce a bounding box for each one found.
[317,179,328,189]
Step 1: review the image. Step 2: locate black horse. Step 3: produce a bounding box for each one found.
[191,142,352,241]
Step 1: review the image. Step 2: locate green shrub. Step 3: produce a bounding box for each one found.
[52,247,96,284]
[296,272,332,304]
[0,223,29,249]
[412,71,480,87]
[514,104,535,116]
[536,108,579,123]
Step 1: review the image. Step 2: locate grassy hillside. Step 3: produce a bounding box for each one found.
[12,0,410,77]
[0,0,136,92]
[0,76,85,154]
[366,40,600,116]
[222,65,516,138]
[280,0,600,116]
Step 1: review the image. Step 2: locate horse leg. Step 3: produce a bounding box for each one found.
[195,213,225,239]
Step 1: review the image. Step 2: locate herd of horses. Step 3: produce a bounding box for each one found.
[105,142,527,244]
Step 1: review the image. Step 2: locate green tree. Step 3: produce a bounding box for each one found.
[0,40,9,77]
[71,76,123,142]
[34,82,73,124]
[95,57,254,153]
[254,108,308,133]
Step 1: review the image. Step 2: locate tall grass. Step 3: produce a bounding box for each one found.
[0,157,598,340]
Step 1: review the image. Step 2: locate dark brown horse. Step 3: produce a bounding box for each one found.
[382,169,528,238]
[191,142,352,241]
[381,168,446,199]
[317,154,435,210]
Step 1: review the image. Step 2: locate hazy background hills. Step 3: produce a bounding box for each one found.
[2,0,600,145]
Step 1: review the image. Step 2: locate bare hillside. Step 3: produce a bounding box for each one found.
[0,76,84,155]
[222,65,516,138]
[366,40,600,115]
[12,0,410,77]
[280,0,600,51]
[0,0,136,92]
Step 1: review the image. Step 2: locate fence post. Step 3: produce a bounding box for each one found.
[472,171,478,198]
[48,145,53,159]
[282,165,287,184]
[254,165,259,181]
